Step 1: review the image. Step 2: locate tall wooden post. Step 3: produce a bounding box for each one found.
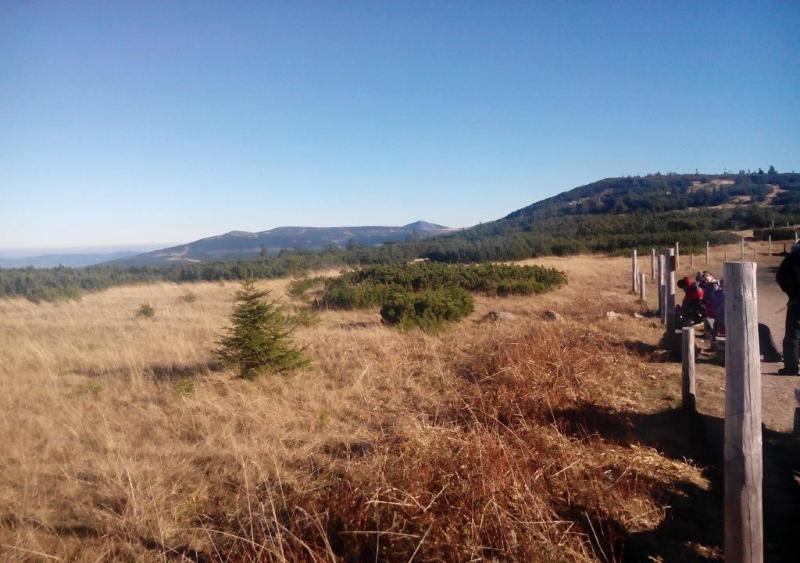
[675,242,680,269]
[682,327,696,411]
[651,248,656,281]
[725,248,729,261]
[690,253,694,268]
[639,272,646,302]
[740,238,745,260]
[768,235,772,256]
[632,249,639,293]
[723,261,763,563]
[706,241,710,264]
[666,248,676,337]
[659,254,666,323]
[753,246,756,261]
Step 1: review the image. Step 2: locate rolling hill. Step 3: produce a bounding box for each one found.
[109,221,451,266]
[416,170,800,262]
[0,251,141,269]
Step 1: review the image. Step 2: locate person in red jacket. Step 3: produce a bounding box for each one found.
[677,276,705,324]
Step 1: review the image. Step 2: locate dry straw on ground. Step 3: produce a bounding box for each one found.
[0,256,716,561]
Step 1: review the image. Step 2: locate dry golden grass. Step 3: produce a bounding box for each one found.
[0,256,716,561]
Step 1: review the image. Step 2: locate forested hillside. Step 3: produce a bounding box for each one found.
[419,169,800,261]
[4,169,800,301]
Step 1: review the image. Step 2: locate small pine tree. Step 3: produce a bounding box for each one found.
[216,280,308,378]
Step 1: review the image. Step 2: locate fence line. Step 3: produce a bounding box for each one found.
[626,250,765,561]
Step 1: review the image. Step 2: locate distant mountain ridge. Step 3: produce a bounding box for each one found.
[109,221,451,266]
[0,251,141,269]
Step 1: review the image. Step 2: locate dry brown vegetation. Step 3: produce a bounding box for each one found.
[0,256,725,561]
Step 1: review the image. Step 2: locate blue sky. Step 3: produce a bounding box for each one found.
[1,1,798,251]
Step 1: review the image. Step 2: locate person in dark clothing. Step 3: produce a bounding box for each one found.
[775,243,800,375]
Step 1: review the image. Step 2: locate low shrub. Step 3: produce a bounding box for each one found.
[136,303,155,318]
[287,276,326,301]
[380,287,474,331]
[753,227,796,241]
[177,291,198,303]
[320,263,566,310]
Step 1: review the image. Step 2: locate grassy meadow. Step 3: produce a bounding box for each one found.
[0,256,721,561]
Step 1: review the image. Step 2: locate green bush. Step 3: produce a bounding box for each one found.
[320,262,566,310]
[753,227,796,241]
[136,303,155,318]
[380,287,474,332]
[216,281,308,379]
[287,276,325,301]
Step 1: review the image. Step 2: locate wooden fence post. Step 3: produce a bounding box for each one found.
[639,272,646,302]
[632,249,639,293]
[690,253,694,268]
[659,254,666,323]
[725,248,729,261]
[706,241,710,264]
[682,327,696,411]
[651,248,656,281]
[768,235,772,256]
[675,242,680,269]
[753,246,756,261]
[666,248,676,338]
[740,238,745,260]
[723,261,763,563]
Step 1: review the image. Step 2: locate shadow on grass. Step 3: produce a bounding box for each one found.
[146,360,223,381]
[81,360,223,381]
[553,403,800,562]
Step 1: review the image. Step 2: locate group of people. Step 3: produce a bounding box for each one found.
[674,268,784,364]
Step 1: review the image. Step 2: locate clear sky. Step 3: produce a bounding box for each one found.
[1,1,798,251]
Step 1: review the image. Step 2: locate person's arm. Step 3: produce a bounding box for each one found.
[776,257,796,297]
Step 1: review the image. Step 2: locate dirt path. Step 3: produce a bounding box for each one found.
[755,253,800,431]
